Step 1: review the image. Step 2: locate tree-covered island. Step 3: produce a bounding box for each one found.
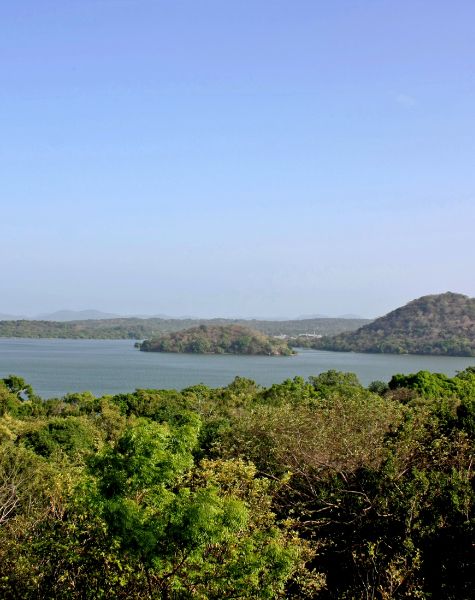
[138,324,294,355]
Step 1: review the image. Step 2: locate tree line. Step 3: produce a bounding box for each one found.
[0,317,368,340]
[0,368,473,598]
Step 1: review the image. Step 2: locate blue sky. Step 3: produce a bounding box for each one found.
[1,0,474,318]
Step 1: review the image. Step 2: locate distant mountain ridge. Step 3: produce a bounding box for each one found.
[314,292,475,356]
[36,309,121,321]
[0,313,25,320]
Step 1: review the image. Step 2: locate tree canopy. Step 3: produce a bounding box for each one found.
[0,368,473,598]
[139,324,294,355]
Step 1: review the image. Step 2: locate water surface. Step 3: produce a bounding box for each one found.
[0,338,473,398]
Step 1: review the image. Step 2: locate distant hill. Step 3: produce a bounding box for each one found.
[35,309,120,321]
[139,324,294,355]
[313,292,475,356]
[0,316,369,340]
[0,313,24,320]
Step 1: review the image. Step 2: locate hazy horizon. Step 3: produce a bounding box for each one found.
[1,290,473,322]
[2,1,474,318]
[0,306,372,321]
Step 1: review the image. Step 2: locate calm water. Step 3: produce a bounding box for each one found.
[0,338,474,398]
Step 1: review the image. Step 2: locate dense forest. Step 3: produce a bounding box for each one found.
[139,324,294,355]
[0,368,473,598]
[0,316,369,340]
[313,292,475,356]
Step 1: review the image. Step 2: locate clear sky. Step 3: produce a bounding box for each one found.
[1,0,474,318]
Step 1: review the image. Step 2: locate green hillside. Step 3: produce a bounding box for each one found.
[139,324,294,355]
[313,292,475,356]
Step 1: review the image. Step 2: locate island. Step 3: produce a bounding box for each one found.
[137,324,295,355]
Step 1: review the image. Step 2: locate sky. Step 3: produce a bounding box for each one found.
[1,0,474,318]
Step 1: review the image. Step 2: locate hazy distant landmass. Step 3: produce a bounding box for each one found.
[297,313,364,320]
[36,310,180,321]
[36,309,121,321]
[139,324,294,355]
[312,292,475,356]
[0,310,122,322]
[1,308,367,322]
[0,316,369,340]
[0,313,25,320]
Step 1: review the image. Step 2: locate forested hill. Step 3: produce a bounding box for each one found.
[0,316,369,339]
[139,324,294,355]
[313,292,475,356]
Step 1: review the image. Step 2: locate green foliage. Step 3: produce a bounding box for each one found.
[0,370,473,598]
[315,292,475,356]
[259,376,317,407]
[0,442,60,526]
[84,424,302,598]
[22,416,100,460]
[309,369,362,395]
[389,370,457,396]
[2,374,35,400]
[139,324,294,355]
[368,380,390,395]
[0,382,22,417]
[3,423,308,597]
[389,368,474,416]
[457,397,475,437]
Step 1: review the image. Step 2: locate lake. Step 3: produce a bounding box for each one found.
[0,338,474,398]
